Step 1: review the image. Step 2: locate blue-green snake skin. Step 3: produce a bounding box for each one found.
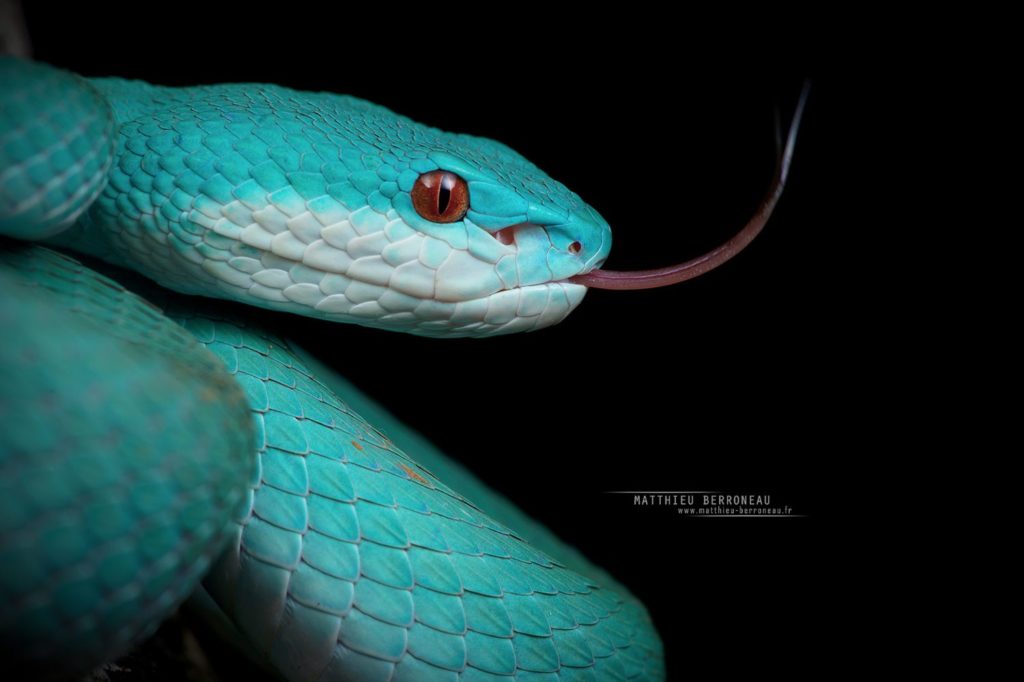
[0,57,668,680]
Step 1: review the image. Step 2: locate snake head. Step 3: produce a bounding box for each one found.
[368,136,612,337]
[130,89,615,339]
[72,81,805,338]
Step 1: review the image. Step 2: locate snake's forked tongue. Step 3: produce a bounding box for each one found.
[571,82,810,291]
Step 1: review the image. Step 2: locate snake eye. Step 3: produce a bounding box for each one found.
[411,171,469,223]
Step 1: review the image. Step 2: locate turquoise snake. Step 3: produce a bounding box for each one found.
[0,48,807,680]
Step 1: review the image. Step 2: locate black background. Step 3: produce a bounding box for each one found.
[23,6,852,677]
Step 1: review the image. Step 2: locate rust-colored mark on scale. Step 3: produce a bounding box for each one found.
[399,462,431,486]
[350,440,363,451]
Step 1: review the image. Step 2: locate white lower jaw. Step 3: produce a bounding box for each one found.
[74,193,584,336]
[314,281,588,338]
[207,212,586,336]
[395,281,589,338]
[201,264,586,337]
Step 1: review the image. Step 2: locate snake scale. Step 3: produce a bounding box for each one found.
[0,56,804,680]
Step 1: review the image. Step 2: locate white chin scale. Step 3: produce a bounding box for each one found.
[154,198,587,338]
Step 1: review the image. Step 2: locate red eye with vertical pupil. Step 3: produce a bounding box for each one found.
[411,171,469,223]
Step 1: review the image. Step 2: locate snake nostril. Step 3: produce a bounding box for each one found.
[568,241,582,255]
